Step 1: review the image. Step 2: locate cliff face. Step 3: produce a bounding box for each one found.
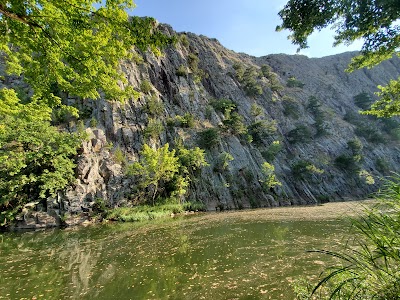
[6,24,400,226]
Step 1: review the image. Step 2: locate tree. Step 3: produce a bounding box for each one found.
[0,1,173,109]
[277,0,400,117]
[0,89,82,225]
[0,1,173,225]
[127,144,181,204]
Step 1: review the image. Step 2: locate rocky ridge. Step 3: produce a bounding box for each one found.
[6,24,400,228]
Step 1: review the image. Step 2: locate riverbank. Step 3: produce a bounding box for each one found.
[7,199,373,231]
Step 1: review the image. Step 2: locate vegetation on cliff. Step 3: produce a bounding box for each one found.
[0,1,173,226]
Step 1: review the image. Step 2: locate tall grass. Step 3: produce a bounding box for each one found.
[105,202,206,222]
[298,174,400,299]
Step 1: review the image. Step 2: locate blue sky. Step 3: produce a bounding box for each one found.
[130,0,363,58]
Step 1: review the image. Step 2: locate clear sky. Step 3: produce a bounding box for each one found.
[130,0,363,58]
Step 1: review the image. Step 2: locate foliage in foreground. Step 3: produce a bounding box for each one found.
[295,175,400,299]
[0,89,82,225]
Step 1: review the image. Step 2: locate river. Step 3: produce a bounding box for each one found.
[0,201,369,299]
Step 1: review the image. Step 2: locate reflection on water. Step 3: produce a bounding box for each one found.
[0,208,353,299]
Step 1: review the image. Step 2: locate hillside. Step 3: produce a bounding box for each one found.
[3,24,400,227]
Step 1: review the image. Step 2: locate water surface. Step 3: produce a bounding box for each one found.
[0,202,366,299]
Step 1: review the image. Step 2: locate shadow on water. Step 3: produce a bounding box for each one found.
[0,206,356,299]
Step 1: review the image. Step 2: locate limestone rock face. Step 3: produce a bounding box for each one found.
[5,24,400,226]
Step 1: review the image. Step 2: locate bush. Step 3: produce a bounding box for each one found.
[287,125,312,143]
[187,53,199,72]
[248,119,277,144]
[354,91,374,110]
[140,80,153,94]
[180,34,189,47]
[250,103,264,118]
[197,128,220,149]
[262,141,282,162]
[167,113,195,128]
[334,154,360,172]
[269,73,284,92]
[260,64,272,78]
[210,98,236,114]
[355,125,385,143]
[260,162,281,190]
[214,151,234,172]
[144,95,164,116]
[286,76,305,88]
[292,160,324,179]
[375,158,390,174]
[113,146,127,166]
[176,65,187,77]
[242,67,263,97]
[223,112,248,135]
[144,118,164,140]
[282,95,300,118]
[308,96,329,136]
[89,117,98,128]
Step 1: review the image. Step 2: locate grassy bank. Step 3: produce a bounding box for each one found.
[104,202,206,222]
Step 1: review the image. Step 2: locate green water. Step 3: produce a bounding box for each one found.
[0,210,351,300]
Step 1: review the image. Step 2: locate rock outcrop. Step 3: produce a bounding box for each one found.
[5,24,400,226]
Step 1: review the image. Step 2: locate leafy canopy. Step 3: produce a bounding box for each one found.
[277,0,400,117]
[0,89,82,224]
[0,1,173,225]
[0,0,174,109]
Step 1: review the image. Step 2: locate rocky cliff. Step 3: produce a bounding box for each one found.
[5,24,400,227]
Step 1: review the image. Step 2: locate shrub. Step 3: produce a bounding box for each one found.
[144,118,164,140]
[260,162,281,190]
[354,91,374,110]
[262,141,282,162]
[177,146,208,176]
[260,64,272,78]
[187,53,199,72]
[89,117,98,128]
[223,112,248,135]
[242,67,263,97]
[210,98,236,114]
[375,158,390,174]
[144,95,164,116]
[167,113,195,128]
[197,128,220,149]
[269,73,284,92]
[282,95,300,118]
[248,119,277,144]
[250,103,264,118]
[334,154,360,172]
[113,146,127,166]
[359,169,375,185]
[286,76,305,88]
[176,65,187,76]
[126,144,185,205]
[347,138,363,155]
[233,62,245,81]
[308,96,328,136]
[140,80,153,94]
[292,160,324,179]
[180,34,189,47]
[214,151,234,172]
[287,125,312,143]
[355,125,385,143]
